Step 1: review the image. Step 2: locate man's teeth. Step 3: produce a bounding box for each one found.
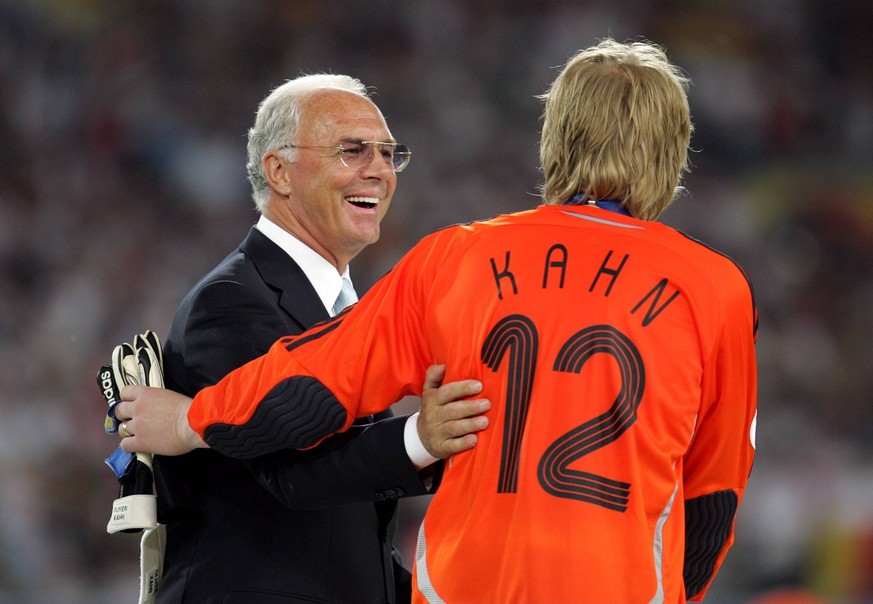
[346,196,379,205]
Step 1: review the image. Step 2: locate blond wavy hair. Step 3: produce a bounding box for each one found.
[538,39,693,221]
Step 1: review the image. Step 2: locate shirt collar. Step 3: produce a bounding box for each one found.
[255,215,351,316]
[562,194,632,216]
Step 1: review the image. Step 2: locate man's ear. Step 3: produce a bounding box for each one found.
[263,151,292,196]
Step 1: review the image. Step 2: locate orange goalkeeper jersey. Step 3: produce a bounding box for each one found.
[189,203,758,603]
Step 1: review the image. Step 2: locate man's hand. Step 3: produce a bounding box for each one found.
[115,385,208,456]
[418,364,490,459]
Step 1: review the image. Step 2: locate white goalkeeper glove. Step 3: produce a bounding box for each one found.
[97,330,166,604]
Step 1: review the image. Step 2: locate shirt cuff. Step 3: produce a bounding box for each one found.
[404,412,439,470]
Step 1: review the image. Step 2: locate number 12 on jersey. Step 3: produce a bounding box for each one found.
[482,314,645,512]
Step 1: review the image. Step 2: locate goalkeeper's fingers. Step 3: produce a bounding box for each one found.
[134,332,164,389]
[113,342,141,387]
[140,330,163,369]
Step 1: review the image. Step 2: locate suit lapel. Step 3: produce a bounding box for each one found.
[241,227,376,428]
[239,227,330,331]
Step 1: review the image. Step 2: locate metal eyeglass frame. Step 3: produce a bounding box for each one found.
[280,140,412,173]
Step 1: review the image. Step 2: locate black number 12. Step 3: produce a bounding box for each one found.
[482,315,645,512]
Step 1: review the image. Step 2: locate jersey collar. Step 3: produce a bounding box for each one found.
[562,194,631,216]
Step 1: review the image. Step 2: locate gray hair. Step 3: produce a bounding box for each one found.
[246,74,369,212]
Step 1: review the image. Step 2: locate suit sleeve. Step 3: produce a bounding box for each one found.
[173,279,300,391]
[682,273,758,601]
[187,238,438,458]
[246,415,431,508]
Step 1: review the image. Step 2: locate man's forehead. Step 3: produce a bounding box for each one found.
[300,90,389,135]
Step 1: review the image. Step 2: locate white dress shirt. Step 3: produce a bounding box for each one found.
[255,215,438,470]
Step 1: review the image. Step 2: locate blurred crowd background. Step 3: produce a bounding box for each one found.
[1,0,872,602]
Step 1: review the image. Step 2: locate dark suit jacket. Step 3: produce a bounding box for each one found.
[154,227,432,604]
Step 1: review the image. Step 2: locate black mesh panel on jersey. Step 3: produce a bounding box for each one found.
[203,376,348,459]
[683,489,739,599]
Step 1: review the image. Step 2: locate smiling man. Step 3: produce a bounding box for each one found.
[263,84,404,278]
[147,75,488,604]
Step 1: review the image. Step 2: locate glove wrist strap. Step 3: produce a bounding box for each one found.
[106,494,158,534]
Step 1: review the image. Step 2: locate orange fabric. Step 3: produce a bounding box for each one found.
[190,204,758,603]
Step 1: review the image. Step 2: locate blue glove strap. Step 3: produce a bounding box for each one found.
[105,446,136,479]
[105,401,122,434]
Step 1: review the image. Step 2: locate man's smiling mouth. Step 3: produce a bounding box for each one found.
[346,196,379,209]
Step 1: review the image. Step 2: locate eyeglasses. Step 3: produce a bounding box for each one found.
[281,140,412,173]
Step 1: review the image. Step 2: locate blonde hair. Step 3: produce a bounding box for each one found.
[538,39,693,221]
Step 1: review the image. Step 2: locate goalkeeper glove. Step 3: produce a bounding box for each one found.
[97,330,164,534]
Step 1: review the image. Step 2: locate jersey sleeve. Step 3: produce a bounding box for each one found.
[682,268,758,600]
[186,234,443,459]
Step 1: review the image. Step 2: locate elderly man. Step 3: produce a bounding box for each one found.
[141,74,489,604]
